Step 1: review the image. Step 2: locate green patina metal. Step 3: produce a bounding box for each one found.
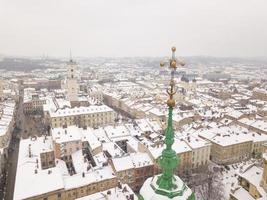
[156,107,179,191]
[138,47,196,200]
[154,47,196,199]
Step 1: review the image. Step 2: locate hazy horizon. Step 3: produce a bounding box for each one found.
[1,0,267,58]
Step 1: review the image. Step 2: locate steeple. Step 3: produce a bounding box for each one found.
[156,47,182,194]
[139,47,195,200]
[65,52,79,102]
[69,49,73,63]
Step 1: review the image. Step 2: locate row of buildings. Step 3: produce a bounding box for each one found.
[0,79,17,180]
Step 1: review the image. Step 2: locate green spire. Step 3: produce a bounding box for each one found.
[156,106,179,191]
[138,47,195,200]
[155,47,195,199]
[156,47,180,192]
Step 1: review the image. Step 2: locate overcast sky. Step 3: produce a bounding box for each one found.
[0,0,267,57]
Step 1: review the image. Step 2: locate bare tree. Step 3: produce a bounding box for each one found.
[195,169,225,200]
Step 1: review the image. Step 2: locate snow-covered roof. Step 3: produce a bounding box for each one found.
[198,125,267,147]
[130,152,153,168]
[50,105,114,118]
[76,184,137,200]
[104,125,130,139]
[112,156,134,172]
[14,136,117,199]
[14,137,64,200]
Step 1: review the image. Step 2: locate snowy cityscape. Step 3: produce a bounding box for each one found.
[1,0,267,200]
[0,50,266,200]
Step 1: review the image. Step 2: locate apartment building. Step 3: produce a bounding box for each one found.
[130,153,154,192]
[0,101,16,174]
[48,105,116,128]
[110,156,135,188]
[182,135,211,170]
[198,125,267,165]
[253,88,267,102]
[230,153,267,200]
[14,136,118,200]
[23,88,46,114]
[51,126,99,162]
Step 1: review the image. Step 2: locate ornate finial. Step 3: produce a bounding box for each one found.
[160,46,185,108]
[155,47,186,194]
[139,47,195,200]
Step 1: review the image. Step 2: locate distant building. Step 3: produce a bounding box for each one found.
[198,125,267,165]
[13,136,118,200]
[23,88,46,114]
[75,184,137,200]
[230,153,267,200]
[203,71,231,81]
[0,101,16,175]
[47,105,116,128]
[0,79,4,101]
[253,88,267,102]
[63,59,79,103]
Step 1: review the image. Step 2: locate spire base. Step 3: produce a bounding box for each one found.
[140,174,195,200]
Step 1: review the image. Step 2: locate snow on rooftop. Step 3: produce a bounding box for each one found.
[92,127,111,143]
[231,187,255,200]
[239,118,267,132]
[135,119,154,133]
[104,125,130,139]
[14,137,64,200]
[198,125,267,147]
[63,166,116,190]
[112,156,134,171]
[51,126,102,149]
[102,142,125,158]
[76,184,137,200]
[130,153,153,168]
[50,105,114,118]
[124,123,142,137]
[14,136,117,199]
[225,108,243,119]
[51,126,83,143]
[237,164,267,200]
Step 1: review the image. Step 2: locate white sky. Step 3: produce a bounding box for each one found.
[0,0,267,57]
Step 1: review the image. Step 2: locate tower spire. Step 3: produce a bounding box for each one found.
[156,47,185,193]
[139,47,195,200]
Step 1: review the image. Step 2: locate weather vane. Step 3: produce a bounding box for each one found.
[160,47,185,108]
